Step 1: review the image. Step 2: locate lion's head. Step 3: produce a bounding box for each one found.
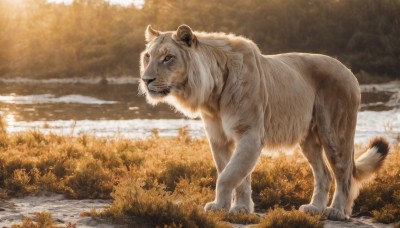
[139,25,232,117]
[139,25,199,105]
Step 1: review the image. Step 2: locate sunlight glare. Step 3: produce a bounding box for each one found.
[8,0,25,6]
[5,113,16,126]
[46,0,144,7]
[0,94,17,104]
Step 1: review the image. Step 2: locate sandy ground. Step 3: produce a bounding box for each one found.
[324,217,392,228]
[0,194,394,227]
[230,215,393,228]
[0,194,113,227]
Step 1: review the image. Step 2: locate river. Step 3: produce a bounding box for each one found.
[0,77,398,144]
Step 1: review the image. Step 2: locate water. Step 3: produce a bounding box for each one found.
[0,77,399,144]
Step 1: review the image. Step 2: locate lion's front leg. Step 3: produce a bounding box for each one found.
[205,132,262,213]
[231,174,254,213]
[207,137,254,213]
[203,115,234,211]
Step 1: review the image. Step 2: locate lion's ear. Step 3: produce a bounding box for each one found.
[145,25,159,42]
[175,24,196,47]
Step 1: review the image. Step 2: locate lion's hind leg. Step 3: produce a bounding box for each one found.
[299,125,332,215]
[314,89,359,221]
[320,137,354,221]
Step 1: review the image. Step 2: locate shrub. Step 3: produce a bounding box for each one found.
[66,161,114,199]
[11,211,61,228]
[259,208,322,228]
[159,161,216,191]
[252,153,313,209]
[353,145,400,223]
[102,177,218,227]
[0,130,399,225]
[5,169,35,195]
[209,211,260,225]
[371,204,400,224]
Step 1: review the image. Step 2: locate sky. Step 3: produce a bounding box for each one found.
[47,0,144,7]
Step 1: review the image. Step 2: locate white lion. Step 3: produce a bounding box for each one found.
[139,24,389,220]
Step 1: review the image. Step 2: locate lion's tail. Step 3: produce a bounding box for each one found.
[346,137,389,215]
[354,137,389,182]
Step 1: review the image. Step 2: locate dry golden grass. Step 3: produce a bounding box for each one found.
[259,207,322,228]
[354,142,400,223]
[10,211,77,228]
[0,128,399,227]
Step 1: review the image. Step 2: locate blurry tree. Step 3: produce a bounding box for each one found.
[0,0,398,80]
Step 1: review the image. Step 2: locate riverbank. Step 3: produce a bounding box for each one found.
[0,130,398,227]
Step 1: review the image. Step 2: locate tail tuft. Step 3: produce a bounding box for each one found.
[354,137,389,182]
[368,137,389,157]
[346,137,390,216]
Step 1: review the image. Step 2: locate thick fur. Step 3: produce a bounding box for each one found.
[139,25,390,220]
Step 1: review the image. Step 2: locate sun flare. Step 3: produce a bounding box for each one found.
[8,0,25,6]
[5,113,16,126]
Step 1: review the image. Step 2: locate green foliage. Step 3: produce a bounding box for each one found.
[259,208,322,228]
[0,0,398,80]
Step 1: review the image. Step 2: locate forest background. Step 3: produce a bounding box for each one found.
[0,0,399,83]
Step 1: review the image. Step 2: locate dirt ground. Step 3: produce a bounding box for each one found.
[0,194,393,228]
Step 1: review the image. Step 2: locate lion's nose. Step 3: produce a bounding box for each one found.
[142,77,155,86]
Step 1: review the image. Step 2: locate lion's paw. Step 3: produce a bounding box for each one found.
[229,204,252,214]
[299,204,324,215]
[204,201,228,212]
[323,207,348,221]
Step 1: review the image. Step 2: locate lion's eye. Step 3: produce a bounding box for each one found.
[145,53,150,59]
[163,55,174,63]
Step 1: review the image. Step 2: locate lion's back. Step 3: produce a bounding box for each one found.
[259,53,360,147]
